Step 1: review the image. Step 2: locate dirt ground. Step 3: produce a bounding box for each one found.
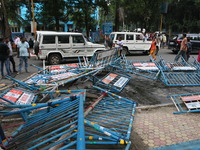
[122,74,200,106]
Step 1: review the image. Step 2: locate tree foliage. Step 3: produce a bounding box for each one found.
[1,0,200,36]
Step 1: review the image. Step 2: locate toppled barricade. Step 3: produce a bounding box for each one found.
[0,87,136,149]
[0,49,137,150]
[169,92,200,114]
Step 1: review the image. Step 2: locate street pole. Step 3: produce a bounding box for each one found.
[31,0,36,34]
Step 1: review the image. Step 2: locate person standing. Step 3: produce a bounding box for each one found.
[14,36,20,57]
[28,38,34,49]
[115,36,123,57]
[4,37,17,73]
[162,34,167,48]
[17,37,30,74]
[0,38,11,78]
[155,34,161,55]
[186,37,192,61]
[174,33,188,61]
[149,37,157,61]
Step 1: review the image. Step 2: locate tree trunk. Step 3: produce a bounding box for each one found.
[0,0,11,38]
[84,11,89,37]
[55,17,60,31]
[114,1,119,31]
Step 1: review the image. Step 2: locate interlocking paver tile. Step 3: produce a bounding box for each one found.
[132,106,200,149]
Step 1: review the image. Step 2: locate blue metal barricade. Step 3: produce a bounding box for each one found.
[112,58,161,80]
[0,87,37,106]
[88,49,119,69]
[159,70,200,86]
[169,92,200,114]
[84,86,137,149]
[159,56,197,72]
[94,71,131,92]
[0,90,86,150]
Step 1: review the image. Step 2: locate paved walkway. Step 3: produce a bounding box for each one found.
[132,106,200,149]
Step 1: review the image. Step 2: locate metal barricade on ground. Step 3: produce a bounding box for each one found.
[0,87,37,106]
[159,56,197,72]
[0,90,86,150]
[84,86,137,149]
[94,71,131,92]
[112,57,161,80]
[169,92,200,114]
[158,56,200,86]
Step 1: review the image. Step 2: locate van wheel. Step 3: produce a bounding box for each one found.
[122,47,130,55]
[48,54,61,65]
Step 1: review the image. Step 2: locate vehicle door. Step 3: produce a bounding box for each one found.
[71,35,86,56]
[57,35,71,56]
[114,34,125,48]
[125,34,135,50]
[135,33,145,50]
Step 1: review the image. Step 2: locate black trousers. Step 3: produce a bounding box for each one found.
[9,56,17,72]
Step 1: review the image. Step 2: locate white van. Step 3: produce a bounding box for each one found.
[34,31,106,64]
[109,32,152,54]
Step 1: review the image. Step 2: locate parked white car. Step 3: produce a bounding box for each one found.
[34,31,106,64]
[109,32,152,54]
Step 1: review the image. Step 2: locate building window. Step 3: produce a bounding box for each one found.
[11,27,20,32]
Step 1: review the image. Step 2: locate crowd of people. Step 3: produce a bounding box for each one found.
[0,36,31,79]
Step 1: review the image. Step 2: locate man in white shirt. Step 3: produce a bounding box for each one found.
[17,37,30,74]
[115,36,123,57]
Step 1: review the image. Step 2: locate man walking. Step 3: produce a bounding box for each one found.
[174,33,187,61]
[0,38,11,78]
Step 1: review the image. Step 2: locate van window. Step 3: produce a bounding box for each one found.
[116,34,124,40]
[136,34,144,40]
[126,34,134,40]
[58,35,70,44]
[72,35,84,43]
[43,35,55,44]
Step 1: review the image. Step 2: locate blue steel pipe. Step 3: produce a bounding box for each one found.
[77,92,85,150]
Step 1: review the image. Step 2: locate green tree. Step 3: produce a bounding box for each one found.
[167,0,200,33]
[0,0,26,38]
[69,0,108,36]
[36,0,68,31]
